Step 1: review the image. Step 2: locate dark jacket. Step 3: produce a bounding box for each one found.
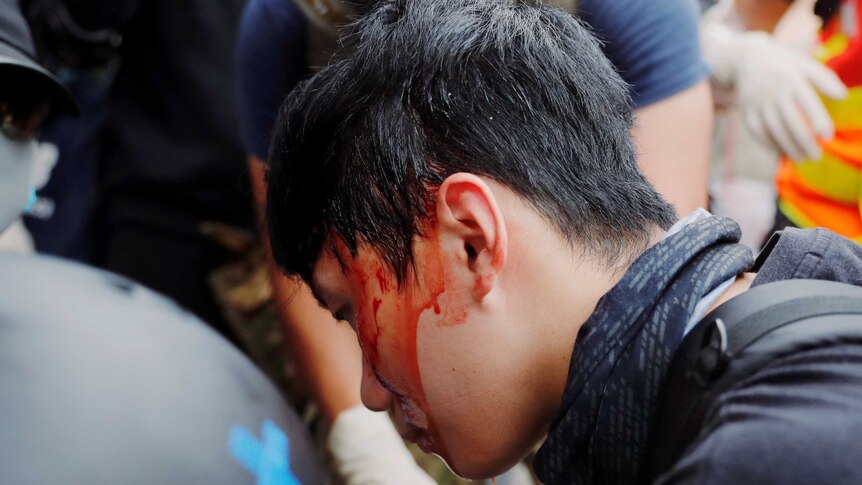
[658,228,862,484]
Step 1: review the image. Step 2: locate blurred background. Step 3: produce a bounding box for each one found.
[2,0,857,483]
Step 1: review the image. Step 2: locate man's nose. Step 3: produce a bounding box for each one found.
[360,356,393,412]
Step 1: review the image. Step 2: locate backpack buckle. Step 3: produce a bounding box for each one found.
[688,318,729,388]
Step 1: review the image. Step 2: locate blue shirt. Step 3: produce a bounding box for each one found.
[236,0,708,160]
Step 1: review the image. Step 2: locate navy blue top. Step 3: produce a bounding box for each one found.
[236,0,709,159]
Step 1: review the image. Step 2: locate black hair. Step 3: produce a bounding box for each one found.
[266,0,677,285]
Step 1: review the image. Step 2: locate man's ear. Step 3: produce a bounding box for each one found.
[436,173,507,300]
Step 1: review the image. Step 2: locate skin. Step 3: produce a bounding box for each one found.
[632,80,713,216]
[248,157,362,423]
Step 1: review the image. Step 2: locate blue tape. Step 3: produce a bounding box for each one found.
[229,420,301,485]
[22,188,37,214]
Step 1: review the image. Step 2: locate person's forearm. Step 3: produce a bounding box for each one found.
[248,157,362,423]
[631,81,713,217]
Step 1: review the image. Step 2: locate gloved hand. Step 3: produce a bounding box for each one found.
[703,20,848,162]
[327,405,437,485]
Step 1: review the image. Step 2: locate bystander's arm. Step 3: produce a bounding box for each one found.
[577,0,715,216]
[632,80,713,216]
[248,156,362,423]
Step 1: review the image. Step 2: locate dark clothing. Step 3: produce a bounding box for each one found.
[63,0,139,30]
[102,0,251,232]
[657,228,862,484]
[92,0,252,339]
[236,0,708,159]
[755,227,862,287]
[536,221,862,484]
[534,216,754,485]
[25,65,113,261]
[656,344,862,485]
[27,1,253,338]
[235,0,308,160]
[764,206,797,248]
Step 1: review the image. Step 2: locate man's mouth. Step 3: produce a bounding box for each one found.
[399,424,422,444]
[400,425,434,453]
[415,433,435,453]
[394,398,435,453]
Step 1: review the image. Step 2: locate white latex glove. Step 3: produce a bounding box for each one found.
[702,20,848,162]
[327,405,436,485]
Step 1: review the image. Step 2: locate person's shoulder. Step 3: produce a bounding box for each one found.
[657,344,862,484]
[754,228,862,286]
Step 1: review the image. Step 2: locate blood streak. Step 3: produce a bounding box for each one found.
[412,225,468,327]
[375,267,392,293]
[372,297,383,320]
[342,223,471,459]
[348,261,381,367]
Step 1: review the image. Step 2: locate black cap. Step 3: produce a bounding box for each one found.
[0,0,78,116]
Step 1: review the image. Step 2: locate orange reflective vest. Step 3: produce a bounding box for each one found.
[776,0,862,241]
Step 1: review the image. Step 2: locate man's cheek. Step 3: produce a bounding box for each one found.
[364,308,415,388]
[355,305,382,367]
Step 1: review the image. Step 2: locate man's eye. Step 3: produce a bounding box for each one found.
[1,102,47,141]
[332,305,356,329]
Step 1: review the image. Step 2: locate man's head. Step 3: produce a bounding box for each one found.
[267,0,676,477]
[0,0,76,231]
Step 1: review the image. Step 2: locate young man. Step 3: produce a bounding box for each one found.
[266,0,862,483]
[236,0,710,481]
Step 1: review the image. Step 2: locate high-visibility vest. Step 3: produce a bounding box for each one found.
[777,0,862,241]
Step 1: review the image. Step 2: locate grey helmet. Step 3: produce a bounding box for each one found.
[0,254,324,485]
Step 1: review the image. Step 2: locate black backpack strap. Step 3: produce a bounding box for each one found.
[648,279,862,482]
[728,295,862,354]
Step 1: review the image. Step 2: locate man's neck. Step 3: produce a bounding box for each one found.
[530,226,668,425]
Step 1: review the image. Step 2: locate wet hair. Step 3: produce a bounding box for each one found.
[266,0,677,285]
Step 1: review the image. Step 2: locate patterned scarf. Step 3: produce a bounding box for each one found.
[534,216,753,485]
